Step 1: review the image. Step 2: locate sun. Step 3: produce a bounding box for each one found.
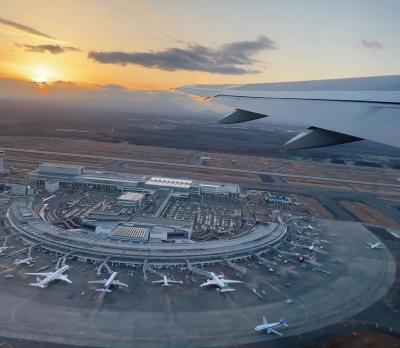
[31,66,54,84]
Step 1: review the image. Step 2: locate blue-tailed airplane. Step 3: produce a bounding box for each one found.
[254,316,288,336]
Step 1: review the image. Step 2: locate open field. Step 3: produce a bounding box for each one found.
[283,178,400,197]
[340,201,400,229]
[282,177,354,191]
[207,151,400,185]
[295,195,335,219]
[0,136,195,164]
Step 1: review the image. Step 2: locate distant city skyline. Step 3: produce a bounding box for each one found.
[0,0,399,94]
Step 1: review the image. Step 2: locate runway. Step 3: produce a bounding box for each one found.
[3,147,400,188]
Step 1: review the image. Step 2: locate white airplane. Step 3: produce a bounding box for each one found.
[254,317,289,336]
[88,271,128,293]
[178,75,400,150]
[152,275,183,287]
[26,265,72,288]
[366,242,384,249]
[200,272,243,293]
[14,257,35,265]
[0,246,12,254]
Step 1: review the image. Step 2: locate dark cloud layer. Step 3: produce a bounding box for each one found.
[88,36,276,75]
[0,16,56,40]
[361,39,383,49]
[23,44,80,54]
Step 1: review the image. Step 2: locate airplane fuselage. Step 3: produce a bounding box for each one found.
[104,272,118,289]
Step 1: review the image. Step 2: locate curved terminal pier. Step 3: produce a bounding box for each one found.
[7,198,287,266]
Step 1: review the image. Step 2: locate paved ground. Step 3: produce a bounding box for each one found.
[0,219,394,348]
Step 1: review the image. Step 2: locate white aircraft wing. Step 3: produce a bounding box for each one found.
[26,272,53,277]
[88,279,107,284]
[178,75,400,150]
[58,275,71,283]
[152,280,164,284]
[224,279,243,284]
[111,280,128,287]
[269,329,283,336]
[262,316,268,325]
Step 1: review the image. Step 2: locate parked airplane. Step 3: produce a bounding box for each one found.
[200,272,243,292]
[26,265,72,288]
[152,275,183,287]
[366,242,384,249]
[178,75,400,150]
[278,249,321,266]
[14,257,35,265]
[0,246,12,254]
[88,271,128,293]
[254,316,289,336]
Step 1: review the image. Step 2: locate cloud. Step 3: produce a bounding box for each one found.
[88,36,276,75]
[23,44,80,54]
[96,83,128,90]
[361,39,383,49]
[0,16,57,41]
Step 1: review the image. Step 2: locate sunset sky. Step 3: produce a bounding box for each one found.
[1,0,399,92]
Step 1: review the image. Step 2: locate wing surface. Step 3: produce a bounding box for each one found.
[178,75,400,149]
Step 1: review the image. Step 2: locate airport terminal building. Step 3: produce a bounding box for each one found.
[29,162,240,196]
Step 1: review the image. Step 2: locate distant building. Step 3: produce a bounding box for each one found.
[145,177,192,191]
[39,163,84,176]
[117,192,145,208]
[29,162,240,197]
[11,184,28,196]
[265,192,294,205]
[190,183,240,195]
[84,215,193,241]
[44,179,59,193]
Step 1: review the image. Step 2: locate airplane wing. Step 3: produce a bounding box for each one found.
[111,280,128,287]
[269,329,283,336]
[262,316,268,325]
[224,280,243,284]
[58,275,72,284]
[152,280,164,284]
[88,279,107,284]
[178,75,400,150]
[26,272,53,277]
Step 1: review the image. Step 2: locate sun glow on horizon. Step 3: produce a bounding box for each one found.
[31,66,55,84]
